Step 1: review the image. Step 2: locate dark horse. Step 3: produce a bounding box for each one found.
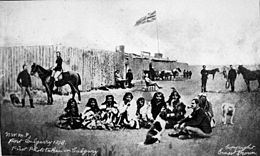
[30,63,81,104]
[207,68,219,80]
[237,65,260,92]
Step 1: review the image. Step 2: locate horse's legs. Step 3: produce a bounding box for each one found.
[71,86,76,99]
[44,84,53,104]
[246,80,251,92]
[75,86,81,101]
[212,74,215,80]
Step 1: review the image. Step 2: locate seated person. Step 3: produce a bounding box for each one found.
[81,98,104,130]
[136,97,153,128]
[144,74,162,89]
[100,95,119,129]
[117,92,139,129]
[198,93,215,128]
[114,70,126,89]
[151,92,167,120]
[166,91,186,128]
[57,98,82,130]
[169,98,212,139]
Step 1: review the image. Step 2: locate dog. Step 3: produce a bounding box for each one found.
[221,103,235,125]
[144,109,167,145]
[10,93,20,105]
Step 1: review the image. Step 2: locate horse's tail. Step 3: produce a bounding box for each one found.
[77,73,81,85]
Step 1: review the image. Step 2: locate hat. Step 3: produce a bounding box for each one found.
[171,87,177,90]
[193,96,199,100]
[198,93,207,97]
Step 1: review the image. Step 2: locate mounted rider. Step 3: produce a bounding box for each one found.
[51,51,63,91]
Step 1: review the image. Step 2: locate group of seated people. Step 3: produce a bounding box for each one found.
[56,88,215,139]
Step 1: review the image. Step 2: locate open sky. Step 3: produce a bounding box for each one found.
[0,0,259,65]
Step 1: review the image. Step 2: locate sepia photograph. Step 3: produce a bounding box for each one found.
[0,0,259,156]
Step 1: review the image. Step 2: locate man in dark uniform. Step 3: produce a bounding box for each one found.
[126,69,133,88]
[51,51,63,91]
[201,65,208,92]
[228,65,237,92]
[149,63,155,81]
[17,64,34,108]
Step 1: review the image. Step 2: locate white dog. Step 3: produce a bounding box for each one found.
[144,110,167,145]
[221,103,235,125]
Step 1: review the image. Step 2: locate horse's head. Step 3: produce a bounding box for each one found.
[216,68,220,72]
[237,65,243,74]
[30,63,38,75]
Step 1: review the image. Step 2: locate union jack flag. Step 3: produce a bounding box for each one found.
[134,11,156,26]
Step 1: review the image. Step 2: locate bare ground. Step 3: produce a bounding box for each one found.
[1,66,260,156]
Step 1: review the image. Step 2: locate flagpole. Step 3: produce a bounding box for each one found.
[155,12,160,53]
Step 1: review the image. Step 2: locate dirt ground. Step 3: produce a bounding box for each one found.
[1,65,260,156]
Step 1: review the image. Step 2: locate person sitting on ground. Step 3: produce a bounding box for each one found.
[57,98,82,130]
[81,98,104,130]
[166,90,186,128]
[136,97,153,128]
[114,70,126,89]
[168,98,212,139]
[144,74,162,89]
[117,92,139,129]
[150,92,167,120]
[100,95,119,130]
[198,93,215,128]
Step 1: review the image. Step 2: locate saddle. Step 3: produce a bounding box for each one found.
[50,66,63,81]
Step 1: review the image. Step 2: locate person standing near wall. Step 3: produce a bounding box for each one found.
[201,65,208,92]
[227,65,237,92]
[149,63,155,81]
[17,64,34,108]
[126,69,133,88]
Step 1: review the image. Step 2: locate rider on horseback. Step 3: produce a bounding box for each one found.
[51,51,63,91]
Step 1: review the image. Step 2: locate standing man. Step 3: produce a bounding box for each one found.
[228,65,237,92]
[126,69,133,88]
[17,64,34,108]
[201,65,208,92]
[149,63,155,81]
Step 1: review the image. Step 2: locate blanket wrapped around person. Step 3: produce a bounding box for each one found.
[56,98,82,130]
[81,98,105,130]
